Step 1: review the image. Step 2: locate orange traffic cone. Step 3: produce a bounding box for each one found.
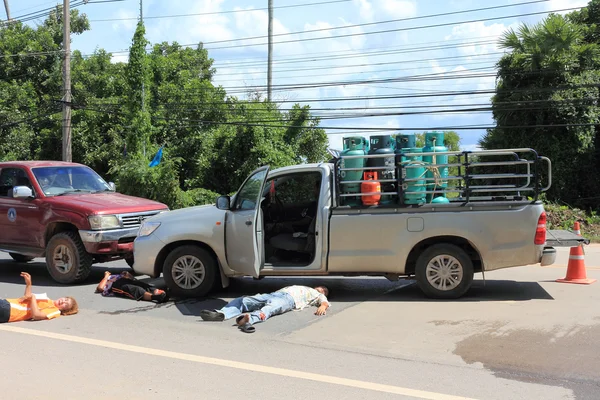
[556,223,595,284]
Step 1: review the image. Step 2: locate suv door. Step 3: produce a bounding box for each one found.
[224,166,270,278]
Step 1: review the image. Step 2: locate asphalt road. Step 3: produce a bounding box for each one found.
[0,246,599,400]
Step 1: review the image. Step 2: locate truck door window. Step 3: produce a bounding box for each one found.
[0,168,32,197]
[233,169,268,210]
[273,173,321,205]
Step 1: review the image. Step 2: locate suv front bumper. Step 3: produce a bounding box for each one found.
[79,227,139,254]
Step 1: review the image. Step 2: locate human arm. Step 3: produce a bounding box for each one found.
[95,271,112,293]
[314,301,330,316]
[26,295,49,320]
[20,272,32,298]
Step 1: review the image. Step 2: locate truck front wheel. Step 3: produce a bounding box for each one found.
[415,243,474,299]
[46,232,93,284]
[163,245,217,298]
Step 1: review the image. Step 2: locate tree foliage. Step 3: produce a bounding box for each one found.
[481,3,600,209]
[0,11,329,209]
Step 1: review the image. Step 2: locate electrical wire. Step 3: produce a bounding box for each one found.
[89,0,354,22]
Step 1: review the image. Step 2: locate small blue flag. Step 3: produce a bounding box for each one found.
[149,146,163,167]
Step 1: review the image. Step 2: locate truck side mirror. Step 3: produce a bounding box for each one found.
[108,182,116,191]
[12,186,33,199]
[216,196,231,210]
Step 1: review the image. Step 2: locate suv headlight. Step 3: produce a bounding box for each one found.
[88,215,120,230]
[138,221,161,237]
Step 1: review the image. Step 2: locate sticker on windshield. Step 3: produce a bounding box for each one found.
[7,208,16,222]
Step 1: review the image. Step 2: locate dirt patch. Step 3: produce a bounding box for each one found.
[454,324,600,399]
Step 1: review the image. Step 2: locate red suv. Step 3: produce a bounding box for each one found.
[0,161,168,283]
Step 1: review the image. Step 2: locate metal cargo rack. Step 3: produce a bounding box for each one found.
[333,147,552,207]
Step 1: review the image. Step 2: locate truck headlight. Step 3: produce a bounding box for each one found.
[88,215,120,230]
[138,221,161,237]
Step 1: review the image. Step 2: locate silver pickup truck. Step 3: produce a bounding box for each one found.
[132,147,587,299]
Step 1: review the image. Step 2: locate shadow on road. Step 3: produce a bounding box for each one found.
[0,260,131,287]
[383,279,554,302]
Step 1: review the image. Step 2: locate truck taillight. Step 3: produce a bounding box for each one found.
[534,211,547,245]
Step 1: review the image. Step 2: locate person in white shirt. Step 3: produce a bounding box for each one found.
[199,285,330,333]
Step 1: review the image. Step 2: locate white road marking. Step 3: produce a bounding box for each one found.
[0,324,478,400]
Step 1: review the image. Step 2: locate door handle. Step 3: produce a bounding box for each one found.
[245,220,252,226]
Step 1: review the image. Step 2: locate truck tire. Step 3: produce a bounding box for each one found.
[415,243,474,299]
[163,245,217,298]
[45,231,93,284]
[9,253,35,263]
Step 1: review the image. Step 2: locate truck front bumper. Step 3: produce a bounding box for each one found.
[540,246,557,266]
[79,227,139,254]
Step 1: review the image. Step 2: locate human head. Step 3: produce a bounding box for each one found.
[121,271,134,279]
[54,297,78,315]
[315,286,329,297]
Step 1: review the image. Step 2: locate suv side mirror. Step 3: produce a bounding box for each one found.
[108,182,116,191]
[12,186,33,199]
[216,195,231,210]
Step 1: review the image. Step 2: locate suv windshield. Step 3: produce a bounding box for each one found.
[32,166,113,196]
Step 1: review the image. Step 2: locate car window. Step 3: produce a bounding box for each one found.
[32,166,111,196]
[269,172,321,205]
[0,168,32,197]
[233,168,268,210]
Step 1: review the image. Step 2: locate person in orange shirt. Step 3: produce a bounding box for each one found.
[0,272,78,323]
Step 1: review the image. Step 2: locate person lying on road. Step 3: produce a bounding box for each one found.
[199,285,330,333]
[96,271,168,303]
[0,272,78,323]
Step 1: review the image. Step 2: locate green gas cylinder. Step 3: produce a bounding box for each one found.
[422,131,448,202]
[340,136,367,206]
[395,134,425,205]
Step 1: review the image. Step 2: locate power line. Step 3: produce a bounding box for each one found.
[89,0,354,22]
[201,5,577,50]
[22,2,576,58]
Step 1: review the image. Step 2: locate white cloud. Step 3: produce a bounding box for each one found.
[111,9,138,32]
[548,0,590,13]
[353,0,375,22]
[380,0,417,19]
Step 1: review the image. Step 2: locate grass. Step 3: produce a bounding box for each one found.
[544,202,600,243]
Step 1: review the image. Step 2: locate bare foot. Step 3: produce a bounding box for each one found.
[236,314,250,326]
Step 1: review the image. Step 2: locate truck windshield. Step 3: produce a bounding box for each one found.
[32,166,113,196]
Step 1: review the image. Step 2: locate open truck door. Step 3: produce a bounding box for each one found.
[223,166,270,278]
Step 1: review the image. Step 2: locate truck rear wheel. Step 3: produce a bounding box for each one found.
[163,245,217,298]
[9,253,35,263]
[46,231,93,284]
[415,243,474,299]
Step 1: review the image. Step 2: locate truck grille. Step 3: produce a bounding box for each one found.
[119,211,162,229]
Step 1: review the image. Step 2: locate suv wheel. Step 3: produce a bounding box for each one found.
[415,243,474,299]
[9,253,35,263]
[46,232,93,284]
[163,245,217,298]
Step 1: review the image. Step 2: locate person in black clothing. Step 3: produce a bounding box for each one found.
[95,271,168,303]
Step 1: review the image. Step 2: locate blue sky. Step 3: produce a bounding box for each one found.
[14,0,590,151]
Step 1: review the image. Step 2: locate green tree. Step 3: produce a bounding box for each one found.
[0,8,89,161]
[480,9,600,209]
[125,21,151,156]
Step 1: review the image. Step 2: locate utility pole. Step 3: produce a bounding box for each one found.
[62,0,72,162]
[3,0,10,20]
[140,0,146,156]
[267,0,273,102]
